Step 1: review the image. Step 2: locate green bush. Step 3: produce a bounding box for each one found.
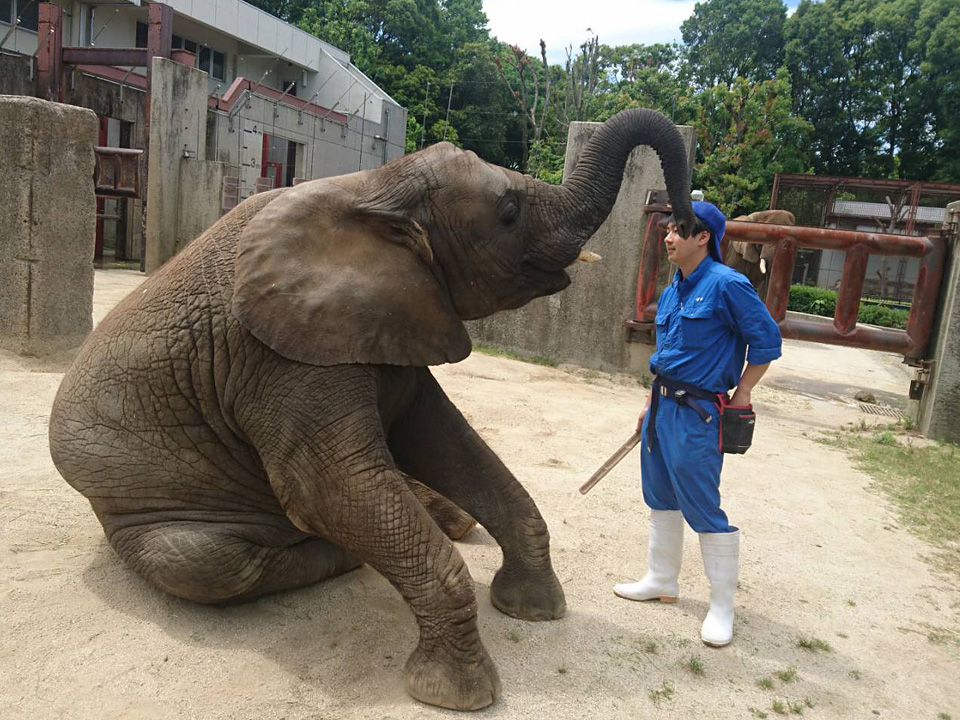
[788,285,837,316]
[787,285,909,329]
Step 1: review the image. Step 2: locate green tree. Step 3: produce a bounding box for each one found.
[693,69,812,215]
[681,0,788,88]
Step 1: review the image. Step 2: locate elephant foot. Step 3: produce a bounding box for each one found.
[490,565,566,621]
[404,642,501,711]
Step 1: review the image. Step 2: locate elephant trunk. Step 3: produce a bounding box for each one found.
[528,108,694,270]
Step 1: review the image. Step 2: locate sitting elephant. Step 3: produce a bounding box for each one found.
[49,108,694,711]
[723,209,796,292]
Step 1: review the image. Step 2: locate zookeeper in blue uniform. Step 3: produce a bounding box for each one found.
[614,200,782,648]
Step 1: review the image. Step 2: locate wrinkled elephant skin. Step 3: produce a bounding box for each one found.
[725,209,796,291]
[49,108,693,711]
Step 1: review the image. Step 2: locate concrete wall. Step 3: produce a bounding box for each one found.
[177,157,226,251]
[918,201,960,442]
[145,58,211,273]
[467,122,696,374]
[0,96,98,355]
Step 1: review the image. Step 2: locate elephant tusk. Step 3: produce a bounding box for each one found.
[576,250,602,263]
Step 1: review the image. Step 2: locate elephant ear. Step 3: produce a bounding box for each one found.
[232,182,471,367]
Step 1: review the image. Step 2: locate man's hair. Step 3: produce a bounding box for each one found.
[665,214,712,241]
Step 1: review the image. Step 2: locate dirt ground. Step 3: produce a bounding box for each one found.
[1,269,957,720]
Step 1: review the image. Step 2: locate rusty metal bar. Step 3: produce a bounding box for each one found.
[835,244,868,334]
[765,236,797,323]
[635,212,665,322]
[630,214,947,364]
[724,220,931,257]
[36,3,63,102]
[62,47,148,67]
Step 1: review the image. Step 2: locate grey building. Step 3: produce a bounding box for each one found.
[1,0,407,268]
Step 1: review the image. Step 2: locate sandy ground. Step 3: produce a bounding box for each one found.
[1,269,957,720]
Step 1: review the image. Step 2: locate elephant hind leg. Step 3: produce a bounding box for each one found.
[109,520,360,604]
[404,476,476,540]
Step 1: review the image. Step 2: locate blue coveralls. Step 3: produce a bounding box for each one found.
[641,256,783,533]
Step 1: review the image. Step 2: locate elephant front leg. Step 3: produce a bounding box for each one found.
[389,371,566,622]
[264,456,499,710]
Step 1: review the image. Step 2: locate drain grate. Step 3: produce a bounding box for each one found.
[858,402,904,418]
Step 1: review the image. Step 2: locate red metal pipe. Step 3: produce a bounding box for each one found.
[635,212,665,322]
[780,318,911,355]
[904,232,947,360]
[835,244,868,334]
[725,220,932,257]
[765,237,797,323]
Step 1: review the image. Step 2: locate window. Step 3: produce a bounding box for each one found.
[199,47,226,81]
[134,21,225,82]
[1,0,39,31]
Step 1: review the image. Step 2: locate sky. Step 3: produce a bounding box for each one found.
[482,0,803,64]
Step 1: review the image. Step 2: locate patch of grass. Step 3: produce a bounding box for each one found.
[749,708,770,719]
[836,631,849,639]
[822,430,960,577]
[685,654,705,676]
[648,680,674,704]
[774,667,798,684]
[756,677,776,690]
[557,666,568,675]
[643,639,659,654]
[846,599,857,607]
[795,635,833,653]
[506,630,523,643]
[771,699,788,715]
[937,712,952,720]
[473,343,558,368]
[804,698,815,709]
[848,670,861,680]
[788,699,806,715]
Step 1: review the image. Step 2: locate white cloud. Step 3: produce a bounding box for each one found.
[483,0,699,63]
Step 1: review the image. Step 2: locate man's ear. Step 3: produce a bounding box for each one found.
[696,230,712,250]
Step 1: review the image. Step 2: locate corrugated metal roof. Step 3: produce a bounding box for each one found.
[833,200,946,224]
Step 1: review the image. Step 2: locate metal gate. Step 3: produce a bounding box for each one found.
[627,192,947,367]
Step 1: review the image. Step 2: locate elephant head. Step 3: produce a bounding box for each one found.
[725,209,796,288]
[233,108,694,367]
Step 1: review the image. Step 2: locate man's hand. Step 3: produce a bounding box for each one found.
[637,387,654,430]
[731,362,770,407]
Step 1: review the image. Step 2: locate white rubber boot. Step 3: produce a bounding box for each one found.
[699,530,740,647]
[613,510,684,603]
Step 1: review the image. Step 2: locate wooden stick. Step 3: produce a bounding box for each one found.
[579,429,642,495]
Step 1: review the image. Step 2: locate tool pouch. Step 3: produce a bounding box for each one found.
[720,404,755,454]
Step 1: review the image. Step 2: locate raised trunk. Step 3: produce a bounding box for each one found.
[529,108,694,270]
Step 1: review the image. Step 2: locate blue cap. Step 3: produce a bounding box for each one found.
[692,200,725,261]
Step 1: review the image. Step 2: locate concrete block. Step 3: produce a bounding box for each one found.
[0,96,98,355]
[145,58,210,273]
[467,121,696,374]
[177,158,226,249]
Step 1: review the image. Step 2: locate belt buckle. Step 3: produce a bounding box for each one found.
[674,389,687,401]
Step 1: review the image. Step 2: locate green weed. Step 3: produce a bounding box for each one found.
[795,635,833,653]
[749,708,770,719]
[685,654,705,675]
[473,343,558,368]
[848,670,861,680]
[756,677,775,690]
[771,699,788,715]
[774,667,798,683]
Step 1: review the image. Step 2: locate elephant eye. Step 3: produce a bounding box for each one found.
[498,197,521,226]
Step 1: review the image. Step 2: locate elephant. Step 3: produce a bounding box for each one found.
[723,209,796,293]
[48,108,694,711]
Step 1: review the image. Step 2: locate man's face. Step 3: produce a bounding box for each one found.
[664,221,710,267]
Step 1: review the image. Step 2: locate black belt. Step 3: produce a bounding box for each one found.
[647,376,724,451]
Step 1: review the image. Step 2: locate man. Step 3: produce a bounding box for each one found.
[613,200,782,647]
